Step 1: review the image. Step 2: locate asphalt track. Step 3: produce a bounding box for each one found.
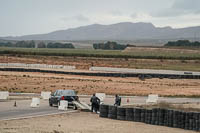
[0,100,74,121]
[1,96,200,121]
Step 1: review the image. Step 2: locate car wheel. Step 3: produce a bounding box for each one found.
[49,102,53,107]
[73,105,77,110]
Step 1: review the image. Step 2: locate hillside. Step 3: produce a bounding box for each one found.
[1,22,200,41]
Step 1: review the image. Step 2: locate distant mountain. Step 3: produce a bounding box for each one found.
[1,22,200,40]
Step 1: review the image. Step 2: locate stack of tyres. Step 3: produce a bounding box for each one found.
[134,108,141,122]
[100,106,200,131]
[167,109,174,127]
[164,109,168,126]
[151,108,158,125]
[145,109,152,124]
[117,107,126,120]
[108,105,117,119]
[140,109,146,123]
[189,112,194,130]
[99,104,109,118]
[158,108,165,126]
[192,112,198,131]
[125,108,134,121]
[196,113,200,131]
[180,111,186,129]
[148,109,152,124]
[173,110,179,128]
[185,112,189,130]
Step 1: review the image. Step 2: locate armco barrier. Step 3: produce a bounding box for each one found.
[0,63,75,70]
[100,105,200,131]
[0,67,200,79]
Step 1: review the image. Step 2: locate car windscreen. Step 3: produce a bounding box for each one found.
[61,90,76,96]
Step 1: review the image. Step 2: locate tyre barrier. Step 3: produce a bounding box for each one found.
[99,105,200,131]
[0,68,200,79]
[125,108,134,121]
[108,105,117,119]
[99,104,109,118]
[117,107,126,120]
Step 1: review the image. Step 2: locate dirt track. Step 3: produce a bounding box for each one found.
[0,112,196,133]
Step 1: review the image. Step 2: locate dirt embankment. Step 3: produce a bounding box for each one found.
[1,55,200,71]
[1,71,200,97]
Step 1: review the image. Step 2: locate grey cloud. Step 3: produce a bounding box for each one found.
[153,0,200,17]
[195,10,200,14]
[172,0,200,10]
[62,15,90,22]
[110,10,123,16]
[130,13,138,19]
[154,9,188,17]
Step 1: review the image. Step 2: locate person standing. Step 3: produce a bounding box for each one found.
[114,94,121,106]
[90,94,100,113]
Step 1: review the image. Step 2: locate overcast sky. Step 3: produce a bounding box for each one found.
[0,0,200,36]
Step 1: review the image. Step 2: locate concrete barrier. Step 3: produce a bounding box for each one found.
[146,94,158,104]
[58,100,68,110]
[30,98,40,108]
[96,93,106,103]
[0,91,9,100]
[41,91,51,100]
[0,63,76,70]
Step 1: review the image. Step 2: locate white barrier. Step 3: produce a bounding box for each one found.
[96,93,106,103]
[41,91,51,100]
[58,100,68,110]
[146,94,159,104]
[0,91,9,100]
[30,98,40,108]
[89,67,200,76]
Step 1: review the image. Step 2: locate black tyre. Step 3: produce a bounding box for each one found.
[49,102,53,107]
[108,105,117,119]
[117,107,126,121]
[117,107,126,116]
[100,104,109,118]
[126,108,134,121]
[73,105,77,110]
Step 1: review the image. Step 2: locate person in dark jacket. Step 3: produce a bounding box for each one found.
[114,94,121,106]
[90,94,100,113]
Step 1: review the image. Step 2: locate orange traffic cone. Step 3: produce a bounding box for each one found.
[14,101,17,107]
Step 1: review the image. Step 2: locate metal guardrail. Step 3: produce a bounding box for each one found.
[0,63,75,70]
[0,67,200,79]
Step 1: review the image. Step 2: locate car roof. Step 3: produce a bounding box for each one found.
[55,89,76,96]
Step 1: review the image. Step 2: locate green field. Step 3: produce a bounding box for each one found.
[0,47,200,60]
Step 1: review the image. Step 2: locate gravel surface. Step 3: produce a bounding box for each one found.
[0,112,196,133]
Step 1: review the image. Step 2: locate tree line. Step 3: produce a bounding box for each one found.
[93,41,133,50]
[165,40,200,47]
[0,41,75,49]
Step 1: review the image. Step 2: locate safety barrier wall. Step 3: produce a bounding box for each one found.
[0,63,75,70]
[90,67,200,76]
[0,67,200,79]
[0,91,9,100]
[41,91,51,100]
[100,105,200,131]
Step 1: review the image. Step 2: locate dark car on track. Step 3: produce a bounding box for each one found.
[49,89,79,110]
